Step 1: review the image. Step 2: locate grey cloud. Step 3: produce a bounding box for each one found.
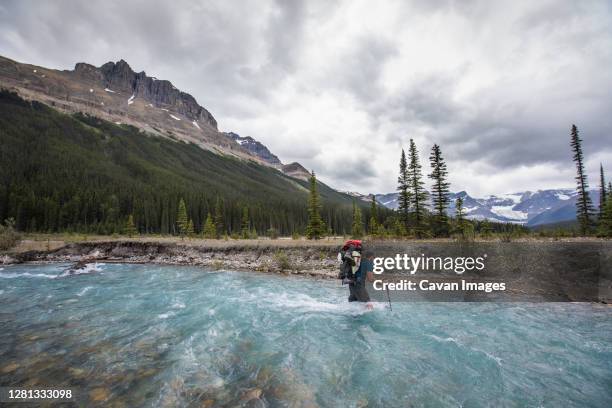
[335,36,398,102]
[1,0,611,194]
[264,0,307,73]
[0,0,311,111]
[374,71,465,131]
[318,157,378,182]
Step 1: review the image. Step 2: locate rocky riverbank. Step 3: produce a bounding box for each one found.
[2,239,611,302]
[2,240,342,278]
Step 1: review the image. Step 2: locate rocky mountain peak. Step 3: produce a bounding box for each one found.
[0,55,312,181]
[100,59,135,90]
[72,59,217,129]
[225,132,281,166]
[73,62,103,81]
[281,162,311,181]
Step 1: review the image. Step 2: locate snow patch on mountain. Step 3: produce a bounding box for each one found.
[498,193,522,204]
[490,205,528,221]
[373,188,587,226]
[224,132,282,166]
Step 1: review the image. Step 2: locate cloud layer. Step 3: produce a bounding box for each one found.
[1,0,611,195]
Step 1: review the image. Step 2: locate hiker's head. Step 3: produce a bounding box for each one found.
[364,250,374,260]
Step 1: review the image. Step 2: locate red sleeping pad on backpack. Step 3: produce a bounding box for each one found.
[342,239,362,251]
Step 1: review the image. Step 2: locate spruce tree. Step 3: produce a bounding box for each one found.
[187,219,195,237]
[203,212,216,239]
[407,139,428,237]
[599,164,607,220]
[392,218,406,238]
[570,125,594,235]
[369,196,379,236]
[351,200,364,238]
[176,198,190,238]
[213,196,224,238]
[397,149,410,233]
[124,214,137,237]
[241,206,250,239]
[306,171,325,239]
[480,219,493,238]
[429,144,451,237]
[455,197,464,227]
[597,198,612,237]
[602,183,612,237]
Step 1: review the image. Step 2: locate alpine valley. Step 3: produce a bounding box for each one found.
[0,55,358,235]
[0,55,584,233]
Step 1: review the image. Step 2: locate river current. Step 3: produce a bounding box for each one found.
[0,263,611,407]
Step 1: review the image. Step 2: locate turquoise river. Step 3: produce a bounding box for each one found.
[0,263,611,407]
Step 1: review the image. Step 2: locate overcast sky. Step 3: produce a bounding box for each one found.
[1,0,611,196]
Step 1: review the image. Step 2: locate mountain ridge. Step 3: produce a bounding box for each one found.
[224,132,282,167]
[0,55,305,178]
[0,89,365,234]
[367,189,597,226]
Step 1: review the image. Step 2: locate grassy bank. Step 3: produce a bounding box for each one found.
[5,232,610,255]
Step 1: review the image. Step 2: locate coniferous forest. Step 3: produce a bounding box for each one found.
[0,90,385,236]
[1,88,609,241]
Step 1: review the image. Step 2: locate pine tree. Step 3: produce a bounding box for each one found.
[351,200,364,238]
[570,125,594,235]
[214,196,224,238]
[305,171,326,239]
[429,144,451,237]
[480,219,493,238]
[392,218,406,238]
[369,196,379,236]
[407,139,428,237]
[186,219,195,237]
[599,164,607,220]
[176,198,190,238]
[124,214,137,237]
[597,198,612,237]
[455,197,464,226]
[241,206,250,239]
[203,212,216,239]
[397,149,410,232]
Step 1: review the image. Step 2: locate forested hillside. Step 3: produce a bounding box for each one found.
[0,90,374,235]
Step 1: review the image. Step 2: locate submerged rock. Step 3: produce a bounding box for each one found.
[200,399,215,408]
[62,259,95,276]
[241,387,263,401]
[89,387,111,402]
[1,362,19,373]
[136,367,158,379]
[69,367,86,378]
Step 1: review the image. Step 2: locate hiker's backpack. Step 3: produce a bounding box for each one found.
[338,239,362,282]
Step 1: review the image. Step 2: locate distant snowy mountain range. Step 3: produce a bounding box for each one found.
[344,189,600,226]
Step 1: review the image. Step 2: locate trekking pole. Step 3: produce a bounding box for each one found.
[386,286,392,311]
